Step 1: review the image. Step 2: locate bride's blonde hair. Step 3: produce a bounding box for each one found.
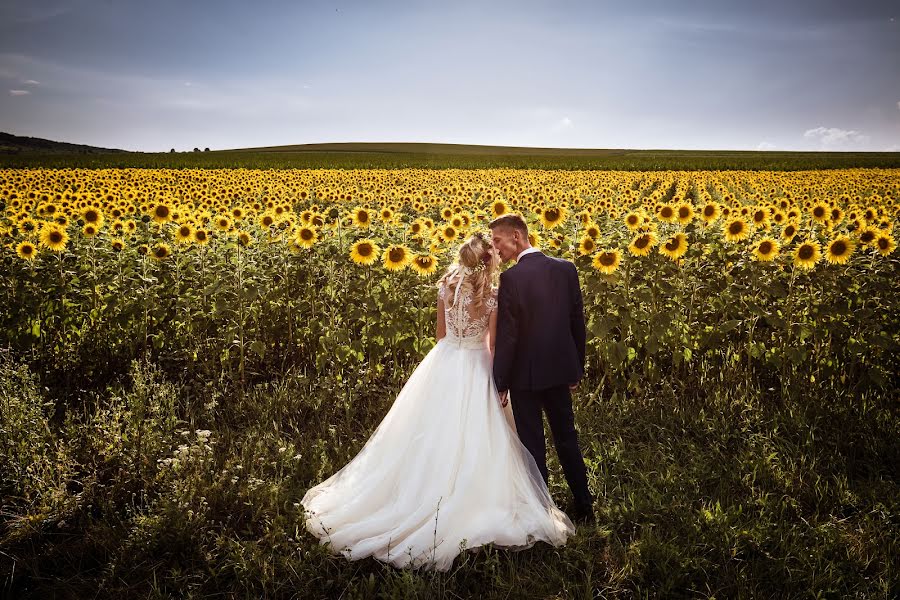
[437,232,499,310]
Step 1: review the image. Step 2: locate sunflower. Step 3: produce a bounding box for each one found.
[675,203,694,225]
[82,223,99,237]
[231,207,245,221]
[379,207,394,223]
[874,232,896,255]
[237,230,253,247]
[175,223,194,244]
[723,217,750,242]
[628,232,657,257]
[110,238,125,252]
[258,213,276,229]
[350,239,380,266]
[578,236,597,256]
[624,212,642,231]
[824,235,854,264]
[538,206,566,229]
[351,207,372,229]
[15,240,37,260]
[82,207,104,227]
[39,225,68,252]
[857,227,877,246]
[382,244,411,271]
[193,229,210,245]
[294,226,318,248]
[214,216,232,231]
[488,199,509,219]
[151,203,173,224]
[793,240,821,269]
[151,243,171,260]
[752,237,779,262]
[751,206,770,229]
[659,233,688,261]
[781,222,799,241]
[592,249,621,275]
[440,225,458,243]
[528,232,541,248]
[810,202,829,224]
[410,253,439,276]
[700,202,720,224]
[584,223,601,239]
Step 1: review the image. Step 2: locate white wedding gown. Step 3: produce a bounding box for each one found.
[301,283,575,571]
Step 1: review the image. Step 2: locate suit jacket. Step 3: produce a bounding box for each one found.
[493,251,587,393]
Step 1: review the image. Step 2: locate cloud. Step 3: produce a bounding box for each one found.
[756,141,776,151]
[552,116,573,132]
[896,101,900,111]
[23,79,39,85]
[803,126,869,148]
[886,145,900,152]
[9,89,30,96]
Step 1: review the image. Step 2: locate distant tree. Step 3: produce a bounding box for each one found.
[170,148,175,153]
[193,147,200,153]
[204,147,210,152]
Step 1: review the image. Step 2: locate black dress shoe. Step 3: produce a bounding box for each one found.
[572,503,595,524]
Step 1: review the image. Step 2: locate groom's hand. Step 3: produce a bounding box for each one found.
[569,381,579,391]
[499,390,509,407]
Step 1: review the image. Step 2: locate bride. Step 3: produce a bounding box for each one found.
[301,232,575,571]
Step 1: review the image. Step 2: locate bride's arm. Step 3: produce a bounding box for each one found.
[436,296,447,341]
[488,303,498,359]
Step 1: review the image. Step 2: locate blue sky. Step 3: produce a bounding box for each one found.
[1,0,898,152]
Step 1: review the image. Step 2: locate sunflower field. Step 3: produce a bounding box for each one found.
[1,166,898,598]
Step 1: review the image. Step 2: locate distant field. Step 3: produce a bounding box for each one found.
[1,141,899,170]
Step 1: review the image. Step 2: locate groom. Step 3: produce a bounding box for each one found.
[489,214,594,524]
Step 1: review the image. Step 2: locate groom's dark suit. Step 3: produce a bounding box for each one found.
[493,251,592,510]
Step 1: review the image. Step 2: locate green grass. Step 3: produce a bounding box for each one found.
[2,143,899,170]
[1,355,897,599]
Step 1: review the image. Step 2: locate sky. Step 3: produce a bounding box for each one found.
[0,0,898,152]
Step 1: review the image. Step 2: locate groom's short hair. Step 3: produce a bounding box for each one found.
[489,213,528,236]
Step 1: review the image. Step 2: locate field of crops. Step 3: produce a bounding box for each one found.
[2,166,898,598]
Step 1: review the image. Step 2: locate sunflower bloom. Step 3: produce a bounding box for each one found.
[39,225,69,252]
[659,233,688,261]
[295,226,318,248]
[540,206,567,229]
[175,223,195,244]
[794,240,821,270]
[578,236,597,256]
[752,237,779,262]
[151,243,171,260]
[624,212,642,231]
[824,235,854,265]
[352,207,372,228]
[700,202,720,224]
[410,254,439,276]
[350,239,380,266]
[592,249,621,275]
[382,244,411,271]
[724,218,750,242]
[16,240,37,260]
[628,232,657,257]
[151,203,173,224]
[874,232,896,256]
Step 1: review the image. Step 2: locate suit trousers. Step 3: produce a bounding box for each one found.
[510,385,592,508]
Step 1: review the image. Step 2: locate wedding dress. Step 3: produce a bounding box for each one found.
[301,281,575,571]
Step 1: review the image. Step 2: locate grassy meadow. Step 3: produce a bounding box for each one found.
[1,158,898,599]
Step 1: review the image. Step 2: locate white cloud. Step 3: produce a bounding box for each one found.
[23,79,39,85]
[552,116,573,132]
[756,141,776,151]
[9,89,30,96]
[803,126,870,148]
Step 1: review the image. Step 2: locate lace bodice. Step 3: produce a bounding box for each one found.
[439,284,498,345]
